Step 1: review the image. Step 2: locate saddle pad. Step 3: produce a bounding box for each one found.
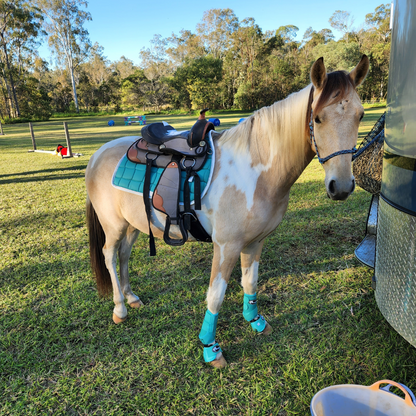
[112,134,215,205]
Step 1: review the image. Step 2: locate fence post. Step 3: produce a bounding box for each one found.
[63,122,73,157]
[29,122,36,150]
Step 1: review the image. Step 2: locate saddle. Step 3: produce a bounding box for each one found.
[127,109,215,255]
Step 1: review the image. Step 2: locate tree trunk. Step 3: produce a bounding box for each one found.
[2,42,20,117]
[68,60,80,113]
[0,64,15,117]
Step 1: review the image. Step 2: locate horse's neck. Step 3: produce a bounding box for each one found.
[246,86,315,190]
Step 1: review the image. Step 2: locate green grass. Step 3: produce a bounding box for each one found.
[1,106,416,416]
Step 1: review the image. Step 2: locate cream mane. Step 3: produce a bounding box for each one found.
[218,85,313,174]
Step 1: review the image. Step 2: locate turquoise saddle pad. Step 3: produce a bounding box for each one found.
[112,151,212,204]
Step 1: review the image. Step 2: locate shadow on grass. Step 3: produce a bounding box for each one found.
[0,164,88,183]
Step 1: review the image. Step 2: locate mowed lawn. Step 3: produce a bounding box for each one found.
[1,107,416,416]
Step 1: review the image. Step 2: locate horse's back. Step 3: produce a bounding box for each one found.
[85,135,159,237]
[86,136,139,179]
[86,136,140,223]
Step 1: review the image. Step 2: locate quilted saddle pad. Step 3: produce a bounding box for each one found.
[112,134,215,205]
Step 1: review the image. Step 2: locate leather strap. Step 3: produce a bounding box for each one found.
[188,210,212,242]
[143,156,157,256]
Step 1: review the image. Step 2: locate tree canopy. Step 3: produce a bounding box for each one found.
[0,2,391,121]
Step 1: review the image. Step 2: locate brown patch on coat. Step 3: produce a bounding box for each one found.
[209,241,242,285]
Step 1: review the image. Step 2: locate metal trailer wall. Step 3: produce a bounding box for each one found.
[375,0,416,348]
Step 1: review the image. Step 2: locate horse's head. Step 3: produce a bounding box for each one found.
[310,55,370,200]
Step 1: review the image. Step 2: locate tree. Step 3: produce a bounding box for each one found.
[329,10,355,43]
[229,18,265,108]
[83,43,110,86]
[276,25,299,44]
[361,3,391,100]
[139,34,172,112]
[36,0,92,113]
[312,40,361,72]
[110,56,136,79]
[0,1,42,118]
[120,69,147,109]
[18,76,52,120]
[196,9,239,59]
[166,30,205,67]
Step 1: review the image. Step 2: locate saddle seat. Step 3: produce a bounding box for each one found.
[141,121,190,145]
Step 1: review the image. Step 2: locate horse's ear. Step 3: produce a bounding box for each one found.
[349,55,370,87]
[310,57,327,90]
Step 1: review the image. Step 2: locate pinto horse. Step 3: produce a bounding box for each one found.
[85,56,369,368]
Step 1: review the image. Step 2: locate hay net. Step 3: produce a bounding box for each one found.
[352,112,385,194]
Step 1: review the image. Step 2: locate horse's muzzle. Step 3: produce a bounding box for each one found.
[327,178,355,200]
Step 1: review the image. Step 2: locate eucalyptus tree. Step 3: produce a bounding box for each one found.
[110,56,136,79]
[166,29,205,68]
[0,0,42,118]
[229,18,264,108]
[329,10,355,43]
[36,0,91,113]
[196,9,239,59]
[139,34,173,111]
[361,3,391,100]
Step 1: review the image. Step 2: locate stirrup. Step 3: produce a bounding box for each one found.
[163,216,188,246]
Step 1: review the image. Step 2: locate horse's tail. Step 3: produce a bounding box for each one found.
[86,196,112,297]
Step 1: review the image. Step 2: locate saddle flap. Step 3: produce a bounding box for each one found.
[152,161,180,218]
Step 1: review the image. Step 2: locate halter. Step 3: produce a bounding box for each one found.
[309,109,357,164]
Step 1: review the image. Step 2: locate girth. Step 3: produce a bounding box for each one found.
[128,111,214,256]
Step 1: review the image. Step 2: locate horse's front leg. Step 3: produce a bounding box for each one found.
[241,240,272,335]
[199,242,241,368]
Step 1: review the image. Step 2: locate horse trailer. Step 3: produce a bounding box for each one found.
[355,0,416,348]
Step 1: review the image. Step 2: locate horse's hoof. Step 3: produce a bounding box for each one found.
[113,313,127,324]
[209,353,227,369]
[129,300,143,309]
[261,322,273,335]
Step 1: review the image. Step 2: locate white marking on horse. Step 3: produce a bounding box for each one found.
[241,260,260,295]
[215,144,272,212]
[206,274,227,314]
[88,136,138,170]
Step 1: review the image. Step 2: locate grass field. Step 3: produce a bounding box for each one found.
[1,107,416,416]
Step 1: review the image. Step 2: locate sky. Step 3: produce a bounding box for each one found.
[39,0,388,65]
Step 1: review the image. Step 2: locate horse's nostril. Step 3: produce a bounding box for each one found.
[328,179,336,195]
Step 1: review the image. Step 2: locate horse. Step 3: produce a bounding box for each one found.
[85,56,370,368]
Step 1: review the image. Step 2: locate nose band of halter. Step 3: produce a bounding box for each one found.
[309,110,357,164]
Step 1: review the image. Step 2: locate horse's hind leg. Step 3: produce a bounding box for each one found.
[241,240,272,335]
[102,236,128,324]
[119,225,143,309]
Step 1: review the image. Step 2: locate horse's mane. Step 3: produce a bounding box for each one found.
[218,70,355,174]
[218,85,314,173]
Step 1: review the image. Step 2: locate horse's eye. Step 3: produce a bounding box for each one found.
[359,113,364,121]
[315,116,321,124]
